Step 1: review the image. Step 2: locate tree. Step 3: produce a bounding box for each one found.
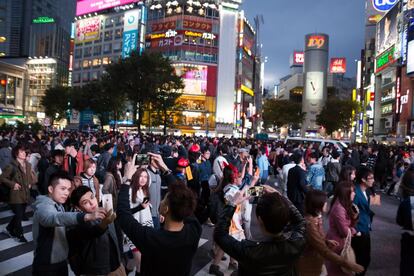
[151,91,183,135]
[70,80,127,128]
[41,86,70,123]
[316,99,359,135]
[106,51,182,132]
[262,100,305,130]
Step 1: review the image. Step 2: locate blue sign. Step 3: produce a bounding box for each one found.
[372,0,398,12]
[122,29,139,58]
[80,109,94,126]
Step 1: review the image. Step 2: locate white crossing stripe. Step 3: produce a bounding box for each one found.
[0,251,34,275]
[0,232,33,250]
[0,207,33,219]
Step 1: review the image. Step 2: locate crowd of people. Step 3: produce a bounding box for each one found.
[0,130,413,276]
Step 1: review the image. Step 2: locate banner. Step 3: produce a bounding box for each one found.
[75,16,101,43]
[122,9,140,58]
[76,0,138,16]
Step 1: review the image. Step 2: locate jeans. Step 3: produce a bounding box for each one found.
[7,203,26,237]
[152,216,160,230]
[33,260,68,276]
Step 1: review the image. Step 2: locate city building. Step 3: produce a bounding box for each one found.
[0,59,27,124]
[146,0,260,136]
[277,51,355,102]
[72,1,146,87]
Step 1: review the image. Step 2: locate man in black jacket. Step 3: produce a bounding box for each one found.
[287,153,308,214]
[117,153,202,276]
[214,185,306,276]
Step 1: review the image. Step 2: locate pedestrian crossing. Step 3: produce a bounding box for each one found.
[0,202,231,276]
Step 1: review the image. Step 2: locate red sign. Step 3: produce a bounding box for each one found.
[330,58,347,74]
[293,51,304,65]
[151,21,176,32]
[307,35,325,49]
[183,20,212,32]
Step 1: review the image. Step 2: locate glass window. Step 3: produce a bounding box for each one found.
[91,71,99,80]
[115,29,123,39]
[93,45,102,56]
[114,15,122,26]
[92,58,101,67]
[102,57,110,65]
[6,77,15,106]
[104,30,113,41]
[103,43,112,54]
[83,72,90,81]
[75,48,82,58]
[84,47,92,57]
[113,42,122,52]
[82,60,90,69]
[105,18,113,27]
[73,73,80,83]
[74,60,80,69]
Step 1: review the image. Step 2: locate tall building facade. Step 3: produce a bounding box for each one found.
[72,1,146,87]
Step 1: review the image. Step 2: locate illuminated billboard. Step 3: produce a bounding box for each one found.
[330,58,347,74]
[75,16,101,43]
[376,2,400,56]
[306,35,328,51]
[365,0,398,25]
[291,51,304,66]
[174,64,207,95]
[76,0,138,16]
[122,9,141,58]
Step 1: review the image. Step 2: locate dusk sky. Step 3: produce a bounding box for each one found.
[241,0,366,87]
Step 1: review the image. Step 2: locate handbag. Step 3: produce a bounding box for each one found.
[340,228,356,275]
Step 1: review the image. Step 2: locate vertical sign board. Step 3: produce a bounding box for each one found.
[122,9,140,58]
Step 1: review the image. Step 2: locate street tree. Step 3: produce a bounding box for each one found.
[106,51,182,132]
[262,99,305,130]
[41,86,70,123]
[316,99,359,135]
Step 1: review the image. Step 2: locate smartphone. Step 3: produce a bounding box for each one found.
[143,197,150,204]
[247,186,264,197]
[102,194,113,212]
[135,154,150,165]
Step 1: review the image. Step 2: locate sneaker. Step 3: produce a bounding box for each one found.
[205,218,215,227]
[228,262,238,271]
[16,235,28,243]
[209,264,224,276]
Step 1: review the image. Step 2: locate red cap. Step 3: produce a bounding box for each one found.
[189,144,201,153]
[177,158,190,168]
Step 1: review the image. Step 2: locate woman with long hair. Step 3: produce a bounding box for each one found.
[339,165,357,183]
[102,157,122,209]
[326,182,359,275]
[128,168,153,275]
[297,190,363,275]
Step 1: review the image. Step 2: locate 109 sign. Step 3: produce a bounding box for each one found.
[372,0,397,12]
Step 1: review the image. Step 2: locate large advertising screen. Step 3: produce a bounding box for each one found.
[366,0,398,25]
[174,64,207,95]
[122,9,140,58]
[376,2,400,56]
[76,0,138,16]
[75,16,101,43]
[407,19,414,74]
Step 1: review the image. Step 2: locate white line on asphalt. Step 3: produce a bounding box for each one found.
[0,232,33,251]
[0,251,33,275]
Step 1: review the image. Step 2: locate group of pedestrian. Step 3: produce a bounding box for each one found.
[0,129,413,276]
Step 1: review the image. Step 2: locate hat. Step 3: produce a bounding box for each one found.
[189,144,201,153]
[177,158,189,168]
[51,149,65,157]
[63,139,77,148]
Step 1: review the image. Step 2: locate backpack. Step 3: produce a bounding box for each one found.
[0,163,18,202]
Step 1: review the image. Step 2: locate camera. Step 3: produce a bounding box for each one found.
[247,186,264,197]
[135,154,150,166]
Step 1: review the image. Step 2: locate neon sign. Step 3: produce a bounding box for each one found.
[307,36,325,49]
[372,0,397,12]
[32,16,55,24]
[376,46,396,73]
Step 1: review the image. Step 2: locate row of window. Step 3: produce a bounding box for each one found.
[74,42,122,58]
[74,56,116,70]
[158,50,217,63]
[72,71,101,83]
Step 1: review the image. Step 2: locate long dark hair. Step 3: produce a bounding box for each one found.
[305,190,327,217]
[339,165,356,182]
[330,181,355,220]
[131,168,150,204]
[106,157,122,189]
